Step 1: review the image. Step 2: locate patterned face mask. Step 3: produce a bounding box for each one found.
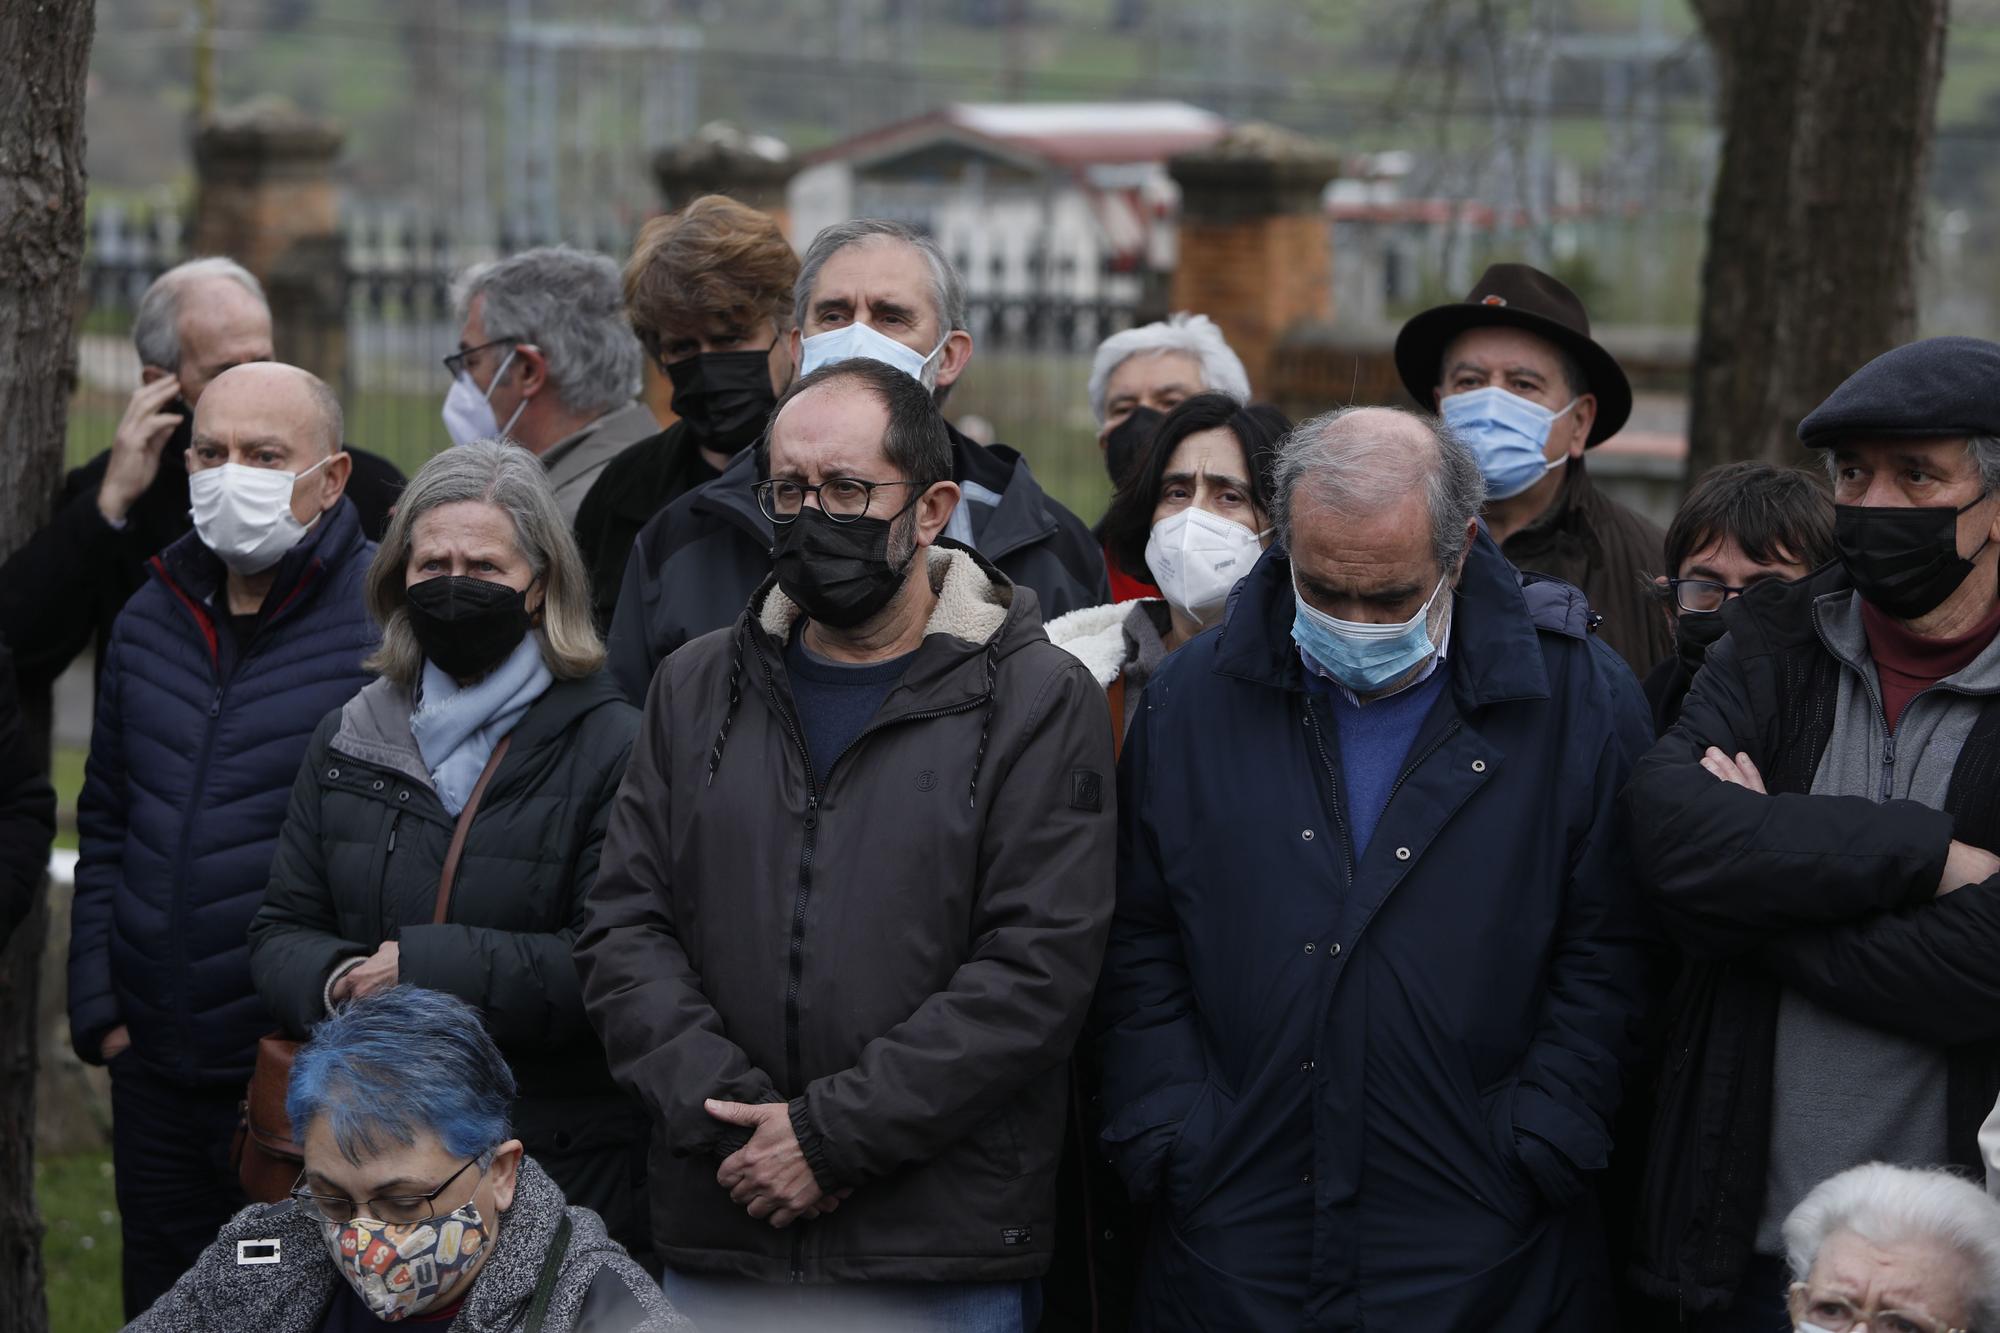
[322,1203,489,1321]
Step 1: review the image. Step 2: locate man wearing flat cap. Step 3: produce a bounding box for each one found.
[1396,263,1671,673]
[1620,335,2000,1329]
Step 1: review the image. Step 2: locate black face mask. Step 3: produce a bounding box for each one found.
[667,348,778,453]
[771,502,920,630]
[1675,610,1730,676]
[1102,406,1165,486]
[1834,495,1992,620]
[405,575,535,680]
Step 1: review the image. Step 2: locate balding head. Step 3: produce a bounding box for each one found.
[1275,406,1485,645]
[195,363,342,458]
[189,364,351,531]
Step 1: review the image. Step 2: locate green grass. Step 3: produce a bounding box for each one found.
[52,744,83,852]
[37,1150,123,1333]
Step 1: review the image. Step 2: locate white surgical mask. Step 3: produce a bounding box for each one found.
[441,347,527,448]
[798,322,949,390]
[188,456,331,575]
[1145,508,1266,628]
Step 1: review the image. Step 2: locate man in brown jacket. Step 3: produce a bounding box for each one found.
[576,356,1116,1331]
[1395,262,1671,674]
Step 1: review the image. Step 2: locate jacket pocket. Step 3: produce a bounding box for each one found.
[1162,1079,1228,1219]
[1478,1079,1543,1230]
[967,1106,1027,1183]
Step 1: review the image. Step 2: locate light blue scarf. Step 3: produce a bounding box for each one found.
[410,636,553,816]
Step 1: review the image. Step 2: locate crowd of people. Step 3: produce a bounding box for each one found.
[1,193,1999,1333]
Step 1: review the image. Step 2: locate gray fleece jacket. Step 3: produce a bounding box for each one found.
[123,1158,687,1333]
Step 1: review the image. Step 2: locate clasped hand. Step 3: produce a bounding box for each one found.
[706,1099,851,1229]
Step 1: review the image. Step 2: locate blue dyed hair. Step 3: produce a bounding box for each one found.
[287,986,517,1166]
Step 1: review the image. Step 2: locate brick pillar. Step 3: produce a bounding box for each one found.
[191,99,348,389]
[1168,124,1340,399]
[643,123,800,422]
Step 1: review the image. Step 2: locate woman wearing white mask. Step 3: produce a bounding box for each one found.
[1047,394,1291,752]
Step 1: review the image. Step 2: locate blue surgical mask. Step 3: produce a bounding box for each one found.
[798,321,949,389]
[1441,385,1578,501]
[1292,572,1448,695]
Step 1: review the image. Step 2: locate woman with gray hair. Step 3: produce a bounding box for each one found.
[129,986,685,1331]
[250,440,651,1264]
[1781,1162,2000,1333]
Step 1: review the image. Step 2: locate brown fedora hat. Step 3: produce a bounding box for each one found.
[1393,262,1631,445]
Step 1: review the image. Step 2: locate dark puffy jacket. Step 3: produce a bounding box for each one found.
[572,420,717,633]
[0,642,55,945]
[577,544,1116,1283]
[0,416,403,693]
[1094,535,1657,1331]
[246,671,651,1254]
[1620,562,2000,1315]
[1502,460,1672,677]
[603,425,1110,703]
[67,501,378,1083]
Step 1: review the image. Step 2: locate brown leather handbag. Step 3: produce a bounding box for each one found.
[233,735,513,1202]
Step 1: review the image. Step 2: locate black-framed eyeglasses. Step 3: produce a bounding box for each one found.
[753,477,925,524]
[290,1156,482,1226]
[1668,577,1757,614]
[442,338,520,383]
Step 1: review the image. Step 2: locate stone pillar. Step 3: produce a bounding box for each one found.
[190,98,348,389]
[1168,124,1341,399]
[643,123,799,422]
[651,121,798,232]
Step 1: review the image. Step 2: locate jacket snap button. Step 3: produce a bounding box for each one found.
[1329,942,1341,957]
[1300,829,1314,841]
[371,780,384,792]
[1471,759,1486,773]
[1395,846,1412,861]
[1303,942,1315,955]
[397,790,410,803]
[1302,1172,1312,1183]
[327,767,340,780]
[1300,1059,1313,1071]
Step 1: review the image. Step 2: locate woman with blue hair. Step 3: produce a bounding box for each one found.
[127,987,686,1332]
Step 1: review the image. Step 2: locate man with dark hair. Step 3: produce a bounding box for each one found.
[0,258,402,693]
[574,194,800,630]
[578,357,1115,1332]
[1625,337,2000,1330]
[1395,262,1670,675]
[604,218,1108,703]
[1644,461,1837,733]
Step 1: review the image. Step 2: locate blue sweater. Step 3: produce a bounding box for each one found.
[1315,666,1450,859]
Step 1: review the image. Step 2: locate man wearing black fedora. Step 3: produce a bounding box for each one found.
[1395,263,1671,674]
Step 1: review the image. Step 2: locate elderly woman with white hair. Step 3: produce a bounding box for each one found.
[249,440,650,1265]
[1780,1162,2000,1333]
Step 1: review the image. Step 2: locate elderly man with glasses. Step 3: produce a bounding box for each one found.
[577,355,1115,1333]
[127,985,686,1331]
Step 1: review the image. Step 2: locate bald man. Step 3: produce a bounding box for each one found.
[0,258,404,693]
[68,362,383,1317]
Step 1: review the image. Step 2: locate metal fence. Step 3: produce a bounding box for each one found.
[69,205,1143,522]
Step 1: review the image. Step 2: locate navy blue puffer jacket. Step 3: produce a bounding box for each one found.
[68,499,378,1085]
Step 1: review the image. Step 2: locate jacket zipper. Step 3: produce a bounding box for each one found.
[745,628,993,1282]
[1383,719,1464,811]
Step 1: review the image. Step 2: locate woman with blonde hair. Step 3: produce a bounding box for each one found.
[250,440,650,1264]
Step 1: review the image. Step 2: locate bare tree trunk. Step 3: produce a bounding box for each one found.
[1687,0,1948,475]
[0,2,96,1330]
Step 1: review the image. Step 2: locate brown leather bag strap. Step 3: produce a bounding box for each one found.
[433,734,512,926]
[1105,673,1127,763]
